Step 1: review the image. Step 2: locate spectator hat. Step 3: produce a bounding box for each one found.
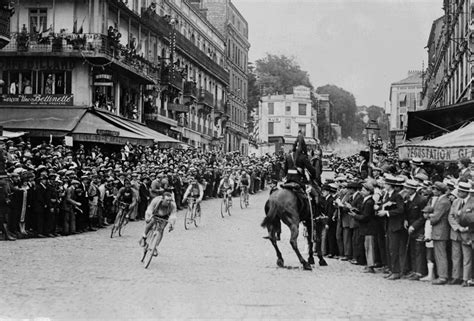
[414,173,428,182]
[433,181,448,193]
[457,181,471,193]
[410,157,423,166]
[403,179,419,190]
[71,179,81,185]
[346,181,361,190]
[384,175,403,186]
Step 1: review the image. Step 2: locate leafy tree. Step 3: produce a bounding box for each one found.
[247,62,260,118]
[255,54,312,94]
[316,85,358,138]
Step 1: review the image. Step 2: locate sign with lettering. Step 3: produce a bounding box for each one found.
[0,94,74,106]
[398,145,474,162]
[96,129,120,137]
[268,117,281,123]
[293,86,311,99]
[0,57,75,71]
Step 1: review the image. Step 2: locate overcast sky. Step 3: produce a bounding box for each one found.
[233,0,443,108]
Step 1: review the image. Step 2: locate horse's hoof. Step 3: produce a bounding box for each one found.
[303,263,312,271]
[277,258,284,267]
[308,257,315,265]
[319,259,328,266]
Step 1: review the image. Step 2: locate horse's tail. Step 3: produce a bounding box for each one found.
[261,198,279,229]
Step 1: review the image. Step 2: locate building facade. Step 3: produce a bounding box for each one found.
[0,0,230,150]
[197,0,250,154]
[388,71,423,146]
[422,0,473,109]
[256,86,317,153]
[0,0,13,49]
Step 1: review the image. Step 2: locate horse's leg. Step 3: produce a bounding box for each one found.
[270,237,284,267]
[289,223,312,271]
[306,223,315,265]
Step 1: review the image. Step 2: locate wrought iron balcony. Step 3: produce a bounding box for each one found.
[197,89,214,115]
[0,32,159,82]
[183,81,198,100]
[161,68,183,91]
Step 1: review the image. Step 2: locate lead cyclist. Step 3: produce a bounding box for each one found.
[139,192,177,247]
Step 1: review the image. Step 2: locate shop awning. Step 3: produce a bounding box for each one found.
[399,122,474,162]
[0,130,27,141]
[406,100,474,139]
[0,107,181,146]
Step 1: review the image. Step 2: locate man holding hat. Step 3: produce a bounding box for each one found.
[457,157,472,182]
[410,157,427,179]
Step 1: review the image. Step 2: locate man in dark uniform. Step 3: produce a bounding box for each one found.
[283,134,317,189]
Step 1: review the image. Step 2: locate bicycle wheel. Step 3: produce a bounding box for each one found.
[227,197,231,216]
[194,205,201,227]
[118,214,128,237]
[220,198,226,218]
[240,191,245,209]
[184,205,192,230]
[140,230,153,262]
[245,192,249,208]
[110,209,122,238]
[144,233,157,269]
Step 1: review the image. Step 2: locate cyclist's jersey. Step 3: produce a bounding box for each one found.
[240,174,250,186]
[219,178,234,190]
[121,188,134,204]
[145,196,177,226]
[189,183,201,197]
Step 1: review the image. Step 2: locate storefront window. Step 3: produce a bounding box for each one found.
[2,71,36,94]
[2,70,72,95]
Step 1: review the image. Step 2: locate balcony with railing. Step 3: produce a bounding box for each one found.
[183,81,198,100]
[161,67,184,91]
[0,32,158,83]
[141,10,229,85]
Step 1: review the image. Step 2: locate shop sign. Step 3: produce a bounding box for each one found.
[94,73,114,86]
[0,57,75,70]
[0,94,74,106]
[96,129,119,137]
[398,145,474,162]
[168,103,189,113]
[268,117,281,123]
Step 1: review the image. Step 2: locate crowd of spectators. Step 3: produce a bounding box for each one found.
[0,139,281,241]
[318,150,474,287]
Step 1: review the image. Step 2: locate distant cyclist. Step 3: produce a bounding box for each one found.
[239,170,251,194]
[182,176,204,205]
[139,192,177,247]
[218,174,234,206]
[114,178,138,219]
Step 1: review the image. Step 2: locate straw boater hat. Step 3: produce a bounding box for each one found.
[385,175,403,186]
[403,179,419,190]
[410,157,424,166]
[457,182,471,193]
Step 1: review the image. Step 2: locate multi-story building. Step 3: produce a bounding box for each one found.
[256,86,317,153]
[196,0,250,154]
[422,0,472,109]
[388,71,423,146]
[0,0,13,49]
[0,0,229,150]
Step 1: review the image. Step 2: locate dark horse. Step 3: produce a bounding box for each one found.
[261,186,327,270]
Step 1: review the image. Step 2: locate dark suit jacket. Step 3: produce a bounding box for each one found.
[405,193,428,236]
[322,195,336,226]
[384,190,405,232]
[353,197,376,235]
[349,191,364,229]
[33,183,48,214]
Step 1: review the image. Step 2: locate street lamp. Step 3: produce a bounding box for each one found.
[365,119,381,166]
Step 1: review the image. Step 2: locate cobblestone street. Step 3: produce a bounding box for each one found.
[1,189,474,320]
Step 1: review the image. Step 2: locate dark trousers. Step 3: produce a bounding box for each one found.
[49,207,59,234]
[409,237,427,275]
[138,201,147,219]
[352,227,366,264]
[336,221,344,256]
[327,223,338,256]
[35,207,49,235]
[343,227,353,258]
[388,229,408,274]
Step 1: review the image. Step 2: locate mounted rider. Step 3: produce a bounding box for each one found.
[282,133,319,219]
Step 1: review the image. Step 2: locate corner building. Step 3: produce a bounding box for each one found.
[0,0,229,150]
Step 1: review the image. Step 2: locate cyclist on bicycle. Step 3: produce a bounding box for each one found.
[218,174,234,206]
[239,170,251,194]
[182,176,204,205]
[114,178,137,219]
[139,191,177,247]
